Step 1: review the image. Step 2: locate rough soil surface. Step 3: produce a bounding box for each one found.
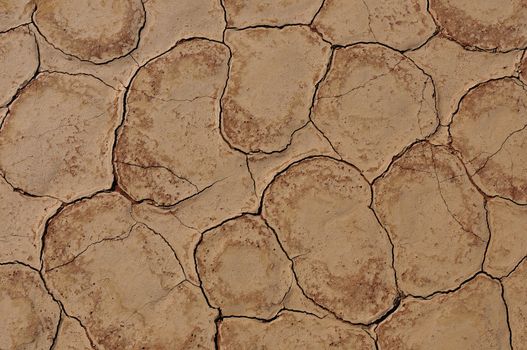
[53,316,94,350]
[1,1,526,349]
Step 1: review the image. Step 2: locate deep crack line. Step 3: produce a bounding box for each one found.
[499,280,515,350]
[245,155,258,200]
[48,309,63,350]
[309,0,327,26]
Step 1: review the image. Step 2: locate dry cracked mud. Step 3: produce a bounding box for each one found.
[1,1,526,349]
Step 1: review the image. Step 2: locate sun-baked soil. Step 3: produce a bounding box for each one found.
[1,0,526,348]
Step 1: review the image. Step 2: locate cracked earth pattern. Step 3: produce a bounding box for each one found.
[1,0,527,349]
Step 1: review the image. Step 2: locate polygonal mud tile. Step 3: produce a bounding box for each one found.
[222,26,331,153]
[263,157,398,324]
[33,0,145,63]
[43,194,217,349]
[0,26,39,107]
[0,176,60,268]
[484,198,527,277]
[312,44,437,180]
[406,35,521,125]
[429,0,527,51]
[374,143,488,296]
[223,0,323,27]
[196,215,292,319]
[451,78,527,204]
[115,39,253,208]
[43,192,136,271]
[0,72,121,202]
[313,0,435,50]
[503,258,527,350]
[0,264,60,350]
[377,275,510,350]
[218,311,376,349]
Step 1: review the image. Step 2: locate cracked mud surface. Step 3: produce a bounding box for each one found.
[1,1,526,349]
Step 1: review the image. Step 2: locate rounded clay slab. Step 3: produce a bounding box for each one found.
[196,215,292,319]
[0,176,60,267]
[406,36,521,124]
[374,143,489,296]
[34,0,145,63]
[429,0,527,51]
[312,44,437,180]
[483,198,527,277]
[115,39,250,207]
[263,157,398,324]
[0,72,121,202]
[451,78,527,204]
